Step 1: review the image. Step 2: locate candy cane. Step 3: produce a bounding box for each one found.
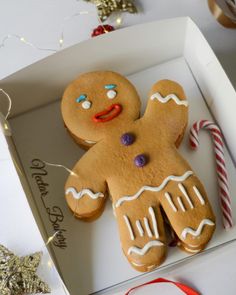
[189,119,233,230]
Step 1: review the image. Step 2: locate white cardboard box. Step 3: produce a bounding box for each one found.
[1,17,236,295]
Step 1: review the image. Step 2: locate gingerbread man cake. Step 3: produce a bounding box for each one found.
[61,71,215,272]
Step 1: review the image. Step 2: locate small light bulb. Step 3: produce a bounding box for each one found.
[116,17,122,25]
[20,37,25,42]
[70,171,78,177]
[59,38,64,45]
[47,236,53,244]
[47,260,53,268]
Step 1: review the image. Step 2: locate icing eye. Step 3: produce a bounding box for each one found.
[82,100,92,109]
[105,84,116,90]
[107,90,117,99]
[76,94,87,103]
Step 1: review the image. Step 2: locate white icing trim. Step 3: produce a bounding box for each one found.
[115,171,193,208]
[188,244,202,248]
[131,261,144,267]
[177,196,186,212]
[112,203,116,217]
[123,215,135,241]
[149,207,159,238]
[178,183,194,209]
[147,264,156,270]
[131,261,156,269]
[150,92,188,107]
[181,219,215,239]
[128,240,164,256]
[164,192,177,212]
[143,217,153,238]
[184,246,201,253]
[84,139,96,144]
[136,220,144,237]
[193,186,205,205]
[65,187,104,200]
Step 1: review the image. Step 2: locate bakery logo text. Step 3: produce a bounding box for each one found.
[30,158,67,249]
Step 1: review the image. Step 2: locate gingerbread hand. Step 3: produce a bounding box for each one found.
[64,147,107,220]
[144,79,188,147]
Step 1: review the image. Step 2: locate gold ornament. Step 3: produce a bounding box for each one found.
[0,245,50,295]
[84,0,137,21]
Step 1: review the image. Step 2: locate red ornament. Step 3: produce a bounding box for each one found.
[91,24,115,37]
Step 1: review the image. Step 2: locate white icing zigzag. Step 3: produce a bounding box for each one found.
[65,187,104,200]
[128,240,164,256]
[150,92,188,107]
[85,139,97,144]
[181,219,215,239]
[115,171,193,208]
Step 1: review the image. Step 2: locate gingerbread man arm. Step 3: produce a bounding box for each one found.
[143,80,188,147]
[65,146,107,220]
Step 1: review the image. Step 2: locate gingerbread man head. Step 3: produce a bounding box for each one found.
[61,71,141,147]
[61,71,215,272]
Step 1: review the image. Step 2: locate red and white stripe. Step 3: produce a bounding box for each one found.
[189,119,233,230]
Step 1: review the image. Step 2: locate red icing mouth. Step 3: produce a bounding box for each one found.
[93,104,122,123]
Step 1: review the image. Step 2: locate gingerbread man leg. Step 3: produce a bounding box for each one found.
[114,192,166,272]
[159,173,216,253]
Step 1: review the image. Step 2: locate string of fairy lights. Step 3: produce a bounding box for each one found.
[0,88,79,176]
[0,10,123,53]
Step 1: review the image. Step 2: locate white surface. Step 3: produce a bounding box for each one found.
[0,1,236,295]
[10,56,236,295]
[3,17,236,294]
